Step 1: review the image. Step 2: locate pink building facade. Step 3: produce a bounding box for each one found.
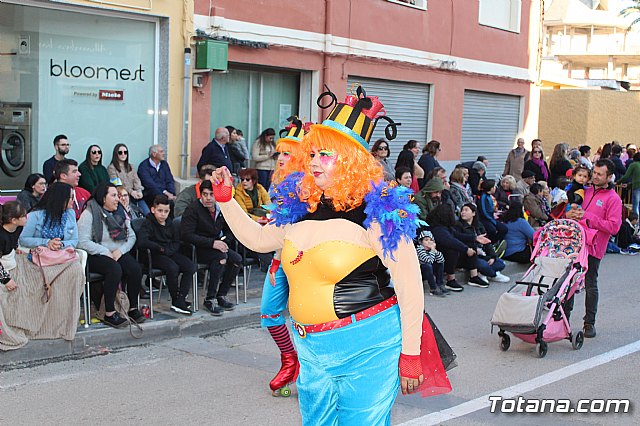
[191,0,539,177]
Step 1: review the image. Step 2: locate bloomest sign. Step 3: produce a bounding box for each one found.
[50,59,146,81]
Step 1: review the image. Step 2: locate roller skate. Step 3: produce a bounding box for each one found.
[269,352,300,397]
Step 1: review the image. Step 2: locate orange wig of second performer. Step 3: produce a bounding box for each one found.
[300,126,384,213]
[272,138,307,185]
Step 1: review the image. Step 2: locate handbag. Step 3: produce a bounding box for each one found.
[30,246,78,267]
[96,289,143,339]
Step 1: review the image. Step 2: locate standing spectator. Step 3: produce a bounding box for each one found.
[234,168,271,223]
[502,200,535,264]
[395,167,413,191]
[77,182,144,328]
[53,159,90,220]
[180,180,240,315]
[624,144,637,168]
[226,125,248,174]
[610,145,627,181]
[398,140,424,187]
[138,145,176,207]
[198,127,233,172]
[252,128,277,189]
[42,134,69,183]
[136,195,196,315]
[107,143,148,215]
[370,138,395,182]
[503,138,530,180]
[523,147,550,183]
[620,152,640,215]
[233,128,250,165]
[78,145,109,194]
[17,173,46,211]
[495,175,517,210]
[174,165,215,217]
[448,167,473,213]
[516,170,536,196]
[523,183,549,229]
[468,161,486,197]
[417,140,441,182]
[531,139,543,152]
[579,145,593,169]
[478,180,507,243]
[395,149,419,192]
[565,159,623,338]
[548,142,573,188]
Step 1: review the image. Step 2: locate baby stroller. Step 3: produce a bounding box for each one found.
[490,219,588,358]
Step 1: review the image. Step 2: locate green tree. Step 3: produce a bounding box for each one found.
[621,1,640,30]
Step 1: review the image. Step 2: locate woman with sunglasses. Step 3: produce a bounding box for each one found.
[523,147,550,184]
[371,138,395,181]
[107,143,149,215]
[78,145,110,194]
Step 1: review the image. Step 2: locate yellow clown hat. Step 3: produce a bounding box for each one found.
[276,116,311,146]
[312,84,400,151]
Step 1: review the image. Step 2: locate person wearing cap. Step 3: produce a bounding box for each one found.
[414,176,445,221]
[415,228,448,297]
[210,86,450,424]
[503,138,530,180]
[516,170,537,196]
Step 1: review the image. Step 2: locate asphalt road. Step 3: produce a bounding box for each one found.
[1,254,639,425]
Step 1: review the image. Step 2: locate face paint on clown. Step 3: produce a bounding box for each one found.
[277,150,292,170]
[309,147,337,190]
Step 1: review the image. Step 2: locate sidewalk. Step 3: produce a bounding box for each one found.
[1,261,529,371]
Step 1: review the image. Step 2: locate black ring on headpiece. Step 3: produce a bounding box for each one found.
[317,84,337,110]
[375,116,401,141]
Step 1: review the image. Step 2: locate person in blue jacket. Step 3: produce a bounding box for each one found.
[137,145,176,207]
[478,179,508,243]
[502,200,535,264]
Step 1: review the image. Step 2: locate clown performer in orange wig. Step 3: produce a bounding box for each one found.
[211,86,451,424]
[260,117,308,397]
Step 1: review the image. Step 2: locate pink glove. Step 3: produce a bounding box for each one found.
[398,353,422,379]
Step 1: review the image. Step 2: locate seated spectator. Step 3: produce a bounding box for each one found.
[448,167,473,213]
[181,180,239,315]
[108,143,149,216]
[537,180,553,217]
[495,175,517,210]
[395,167,414,191]
[427,203,490,292]
[78,182,144,328]
[116,185,144,220]
[523,183,549,229]
[138,145,176,207]
[469,161,486,197]
[550,176,570,207]
[395,150,419,192]
[415,177,445,221]
[174,164,215,217]
[53,159,90,220]
[6,184,85,346]
[617,212,640,254]
[502,200,535,264]
[456,203,509,283]
[478,180,508,243]
[516,170,536,196]
[234,168,271,224]
[371,138,395,182]
[78,145,109,194]
[415,229,448,297]
[523,147,550,183]
[137,195,196,315]
[17,173,47,212]
[0,201,27,291]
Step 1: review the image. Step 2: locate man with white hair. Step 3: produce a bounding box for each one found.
[197,127,233,172]
[503,137,530,180]
[138,144,176,206]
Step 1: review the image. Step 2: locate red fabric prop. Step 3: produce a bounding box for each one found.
[416,313,453,397]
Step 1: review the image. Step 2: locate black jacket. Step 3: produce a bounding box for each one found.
[197,140,233,171]
[454,220,497,260]
[611,155,627,182]
[523,159,550,184]
[180,200,233,249]
[430,224,475,254]
[136,214,182,256]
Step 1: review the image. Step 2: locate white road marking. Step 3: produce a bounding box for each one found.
[398,339,640,425]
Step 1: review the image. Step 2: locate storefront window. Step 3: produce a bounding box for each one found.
[0,3,156,188]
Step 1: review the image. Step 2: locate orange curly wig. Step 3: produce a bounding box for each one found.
[300,126,383,212]
[272,139,307,185]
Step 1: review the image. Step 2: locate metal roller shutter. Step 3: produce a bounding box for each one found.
[461,90,521,178]
[346,77,430,167]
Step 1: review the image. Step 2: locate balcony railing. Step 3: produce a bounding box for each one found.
[386,0,427,11]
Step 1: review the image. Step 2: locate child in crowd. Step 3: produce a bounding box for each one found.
[566,165,591,208]
[0,201,28,292]
[479,179,508,243]
[415,229,449,297]
[137,195,196,315]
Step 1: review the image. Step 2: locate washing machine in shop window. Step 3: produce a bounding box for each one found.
[0,105,32,192]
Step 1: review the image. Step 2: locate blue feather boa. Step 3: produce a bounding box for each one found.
[364,181,426,260]
[263,172,308,226]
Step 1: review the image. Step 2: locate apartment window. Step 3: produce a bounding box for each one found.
[479,0,521,33]
[386,0,427,11]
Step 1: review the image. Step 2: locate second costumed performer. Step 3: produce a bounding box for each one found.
[212,86,451,424]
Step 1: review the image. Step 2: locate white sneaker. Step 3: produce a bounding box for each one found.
[491,272,511,283]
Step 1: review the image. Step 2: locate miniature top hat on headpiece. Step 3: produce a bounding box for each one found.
[277,115,311,145]
[313,84,400,151]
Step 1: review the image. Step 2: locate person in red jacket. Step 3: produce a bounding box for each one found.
[565,159,622,338]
